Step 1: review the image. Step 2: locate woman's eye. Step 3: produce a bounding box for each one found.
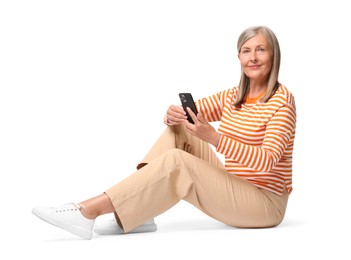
[257,48,265,52]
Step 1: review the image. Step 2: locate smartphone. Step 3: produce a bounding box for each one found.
[179,93,198,124]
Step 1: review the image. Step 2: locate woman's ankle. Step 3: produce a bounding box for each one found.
[79,203,97,220]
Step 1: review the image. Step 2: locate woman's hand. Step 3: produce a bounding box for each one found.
[164,105,187,126]
[185,107,221,147]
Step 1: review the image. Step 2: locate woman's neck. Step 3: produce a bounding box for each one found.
[248,84,267,98]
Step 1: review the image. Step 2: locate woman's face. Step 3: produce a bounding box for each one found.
[238,33,273,84]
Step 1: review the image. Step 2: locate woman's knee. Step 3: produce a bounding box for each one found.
[163,148,194,164]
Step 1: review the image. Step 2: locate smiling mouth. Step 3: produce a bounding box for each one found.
[248,65,260,70]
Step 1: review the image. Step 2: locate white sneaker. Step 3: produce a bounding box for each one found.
[94,218,157,235]
[32,203,95,240]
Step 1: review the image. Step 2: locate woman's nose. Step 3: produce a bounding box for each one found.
[250,51,257,62]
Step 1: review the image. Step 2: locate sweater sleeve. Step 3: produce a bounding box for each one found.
[216,103,296,172]
[195,89,232,122]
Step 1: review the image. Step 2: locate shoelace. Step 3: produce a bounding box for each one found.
[72,202,81,209]
[55,203,81,213]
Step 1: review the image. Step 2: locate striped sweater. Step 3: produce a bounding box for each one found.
[196,84,296,195]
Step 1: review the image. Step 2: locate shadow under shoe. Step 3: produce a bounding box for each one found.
[94,218,157,235]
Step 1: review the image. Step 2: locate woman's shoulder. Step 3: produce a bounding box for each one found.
[225,86,239,98]
[220,86,238,94]
[213,86,238,100]
[271,83,296,107]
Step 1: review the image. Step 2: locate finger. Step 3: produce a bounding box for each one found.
[167,114,187,124]
[186,107,198,124]
[168,105,187,120]
[165,112,185,126]
[184,119,195,132]
[175,105,187,115]
[169,105,186,116]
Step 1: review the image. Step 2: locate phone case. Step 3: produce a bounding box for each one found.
[179,93,198,124]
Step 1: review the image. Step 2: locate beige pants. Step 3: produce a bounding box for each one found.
[105,124,289,233]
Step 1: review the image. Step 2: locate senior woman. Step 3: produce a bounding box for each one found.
[32,25,297,240]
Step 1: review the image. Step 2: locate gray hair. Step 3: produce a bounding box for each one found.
[234,26,281,107]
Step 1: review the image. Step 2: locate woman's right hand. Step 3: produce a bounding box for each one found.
[164,105,187,126]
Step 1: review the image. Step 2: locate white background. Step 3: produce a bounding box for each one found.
[1,0,350,259]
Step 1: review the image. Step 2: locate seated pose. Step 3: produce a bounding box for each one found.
[32,25,297,240]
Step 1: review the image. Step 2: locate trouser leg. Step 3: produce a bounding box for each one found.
[136,124,223,170]
[105,125,288,232]
[106,148,287,232]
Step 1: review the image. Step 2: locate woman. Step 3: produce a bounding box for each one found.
[32,25,297,240]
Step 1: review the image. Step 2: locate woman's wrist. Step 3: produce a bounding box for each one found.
[210,132,221,148]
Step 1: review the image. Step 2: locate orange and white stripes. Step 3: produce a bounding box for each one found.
[196,84,296,195]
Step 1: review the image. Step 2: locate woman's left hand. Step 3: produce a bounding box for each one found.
[184,107,221,147]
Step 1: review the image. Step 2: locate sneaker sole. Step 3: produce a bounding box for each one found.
[32,208,93,240]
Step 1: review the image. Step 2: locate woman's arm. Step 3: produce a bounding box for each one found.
[195,90,229,122]
[164,89,229,126]
[184,108,222,147]
[217,104,296,172]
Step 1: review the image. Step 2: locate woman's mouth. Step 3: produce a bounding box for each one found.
[248,65,260,70]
